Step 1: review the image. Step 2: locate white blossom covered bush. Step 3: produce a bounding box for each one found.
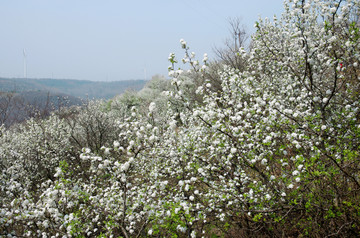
[1,0,360,237]
[0,116,75,236]
[150,0,360,236]
[59,100,122,153]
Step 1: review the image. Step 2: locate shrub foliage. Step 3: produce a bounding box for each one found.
[1,0,360,237]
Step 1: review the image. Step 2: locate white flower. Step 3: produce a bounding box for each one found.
[54,167,62,177]
[121,162,130,172]
[295,177,301,182]
[185,184,189,191]
[169,120,177,130]
[264,135,272,143]
[128,157,134,164]
[288,184,294,189]
[180,39,187,48]
[203,53,208,62]
[292,170,299,176]
[113,141,120,148]
[148,229,153,235]
[177,225,187,233]
[22,199,29,207]
[321,125,327,130]
[149,102,156,112]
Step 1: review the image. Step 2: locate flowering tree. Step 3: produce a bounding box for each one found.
[1,0,360,237]
[156,0,360,236]
[0,115,75,236]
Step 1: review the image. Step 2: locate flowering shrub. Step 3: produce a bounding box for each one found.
[1,0,360,237]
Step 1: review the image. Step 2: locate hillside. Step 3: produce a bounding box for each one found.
[0,90,83,127]
[0,77,147,127]
[0,77,147,99]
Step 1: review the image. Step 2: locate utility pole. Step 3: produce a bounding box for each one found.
[23,49,27,79]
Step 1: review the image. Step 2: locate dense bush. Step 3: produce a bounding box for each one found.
[1,0,360,237]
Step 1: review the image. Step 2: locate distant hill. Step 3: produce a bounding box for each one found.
[0,77,147,127]
[0,78,147,99]
[0,90,83,127]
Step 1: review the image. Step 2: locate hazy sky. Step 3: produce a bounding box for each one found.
[0,0,284,81]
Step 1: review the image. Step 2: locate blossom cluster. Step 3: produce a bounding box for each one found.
[1,0,360,237]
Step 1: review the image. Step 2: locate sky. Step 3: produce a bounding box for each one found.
[0,0,284,81]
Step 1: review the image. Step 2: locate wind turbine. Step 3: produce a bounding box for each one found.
[23,48,27,79]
